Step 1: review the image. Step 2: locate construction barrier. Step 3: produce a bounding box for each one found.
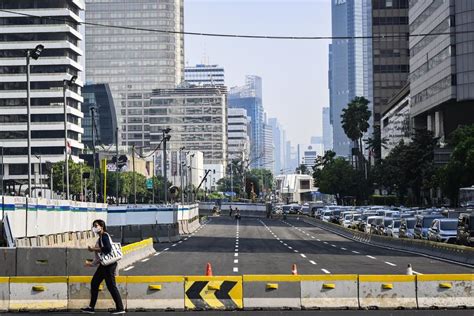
[300,275,358,309]
[0,248,16,276]
[417,274,474,309]
[243,275,301,310]
[185,276,243,310]
[126,276,185,310]
[0,277,9,312]
[119,238,155,270]
[359,275,417,309]
[15,247,68,276]
[68,276,127,310]
[9,276,68,311]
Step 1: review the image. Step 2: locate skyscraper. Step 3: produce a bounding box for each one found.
[0,0,85,194]
[263,121,274,172]
[329,0,372,157]
[85,0,184,149]
[228,108,250,163]
[322,107,333,152]
[409,0,474,140]
[372,0,409,126]
[268,117,285,176]
[229,75,264,168]
[185,64,225,86]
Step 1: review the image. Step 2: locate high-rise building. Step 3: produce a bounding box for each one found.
[85,0,184,149]
[227,108,250,162]
[0,0,85,193]
[329,0,372,157]
[322,107,333,152]
[268,118,285,176]
[409,0,474,140]
[82,83,118,148]
[149,85,227,168]
[372,0,409,126]
[185,64,225,86]
[229,75,264,168]
[263,122,274,172]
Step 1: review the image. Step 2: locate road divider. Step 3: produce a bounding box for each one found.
[300,274,358,309]
[0,274,472,311]
[243,275,301,310]
[119,238,156,270]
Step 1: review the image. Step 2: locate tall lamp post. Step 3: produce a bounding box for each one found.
[63,75,77,200]
[90,105,97,202]
[178,146,185,205]
[26,44,44,197]
[162,128,171,204]
[34,154,42,198]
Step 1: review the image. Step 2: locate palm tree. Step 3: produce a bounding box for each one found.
[341,96,372,170]
[365,125,388,164]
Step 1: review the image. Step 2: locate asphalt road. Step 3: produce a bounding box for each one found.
[122,215,472,275]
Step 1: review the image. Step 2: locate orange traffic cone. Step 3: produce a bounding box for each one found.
[291,264,298,275]
[206,262,213,276]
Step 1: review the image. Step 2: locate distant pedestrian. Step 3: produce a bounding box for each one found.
[229,206,233,217]
[82,219,125,314]
[235,207,241,220]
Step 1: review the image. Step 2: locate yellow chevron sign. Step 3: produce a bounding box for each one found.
[185,276,243,310]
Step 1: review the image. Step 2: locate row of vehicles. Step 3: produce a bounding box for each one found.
[313,205,474,247]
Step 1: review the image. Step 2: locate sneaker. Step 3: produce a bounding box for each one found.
[81,307,95,314]
[111,310,126,315]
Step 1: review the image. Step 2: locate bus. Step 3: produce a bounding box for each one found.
[459,186,474,207]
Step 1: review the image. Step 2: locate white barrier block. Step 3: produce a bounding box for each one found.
[0,277,9,311]
[359,275,417,309]
[126,276,185,310]
[417,274,474,308]
[300,275,358,309]
[9,276,68,311]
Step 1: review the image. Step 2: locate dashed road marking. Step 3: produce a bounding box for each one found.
[300,254,306,258]
[172,244,177,247]
[366,255,376,260]
[384,261,396,266]
[154,252,160,256]
[288,246,293,250]
[352,250,360,254]
[184,238,188,241]
[124,266,134,271]
[310,260,317,265]
[234,259,238,264]
[141,258,149,263]
[323,242,328,244]
[317,239,321,241]
[321,269,330,274]
[294,250,299,253]
[331,244,337,247]
[233,267,238,273]
[341,248,347,251]
[178,241,183,244]
[164,248,170,251]
[234,253,238,257]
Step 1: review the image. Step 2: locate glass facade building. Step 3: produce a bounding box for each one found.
[185,64,225,86]
[0,0,85,192]
[329,0,373,158]
[85,0,184,149]
[228,108,250,163]
[228,75,264,168]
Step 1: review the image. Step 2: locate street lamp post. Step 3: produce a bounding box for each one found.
[26,44,44,197]
[34,154,42,198]
[63,75,77,200]
[90,105,97,202]
[179,147,185,205]
[162,128,171,204]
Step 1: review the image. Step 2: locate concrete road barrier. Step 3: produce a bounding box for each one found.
[16,247,67,276]
[417,274,474,308]
[9,276,68,311]
[243,275,301,310]
[68,276,127,310]
[126,276,185,310]
[185,276,243,310]
[359,275,417,309]
[0,248,16,276]
[119,238,155,270]
[66,248,97,276]
[300,275,358,309]
[0,277,9,311]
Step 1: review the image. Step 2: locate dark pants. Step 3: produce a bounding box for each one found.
[89,262,123,310]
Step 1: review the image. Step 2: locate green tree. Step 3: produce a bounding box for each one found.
[437,125,474,206]
[312,150,336,187]
[365,125,388,164]
[296,164,309,175]
[51,160,93,199]
[341,96,372,170]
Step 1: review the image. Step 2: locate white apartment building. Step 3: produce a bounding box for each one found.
[185,64,225,86]
[227,108,250,163]
[0,0,85,194]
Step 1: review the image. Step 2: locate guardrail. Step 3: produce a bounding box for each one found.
[300,216,474,266]
[0,274,472,311]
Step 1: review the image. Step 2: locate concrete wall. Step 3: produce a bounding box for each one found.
[199,202,267,218]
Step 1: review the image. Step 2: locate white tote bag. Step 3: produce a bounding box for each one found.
[98,233,123,266]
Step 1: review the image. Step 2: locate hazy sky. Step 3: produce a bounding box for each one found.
[184,0,332,145]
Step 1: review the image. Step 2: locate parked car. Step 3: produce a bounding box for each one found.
[457,213,474,246]
[399,217,416,239]
[385,219,401,238]
[301,203,310,215]
[321,210,332,222]
[414,214,445,239]
[342,214,353,228]
[428,218,458,243]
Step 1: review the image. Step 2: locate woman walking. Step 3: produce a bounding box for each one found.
[82,219,125,314]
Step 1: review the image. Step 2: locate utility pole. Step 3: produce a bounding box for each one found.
[132,144,136,204]
[115,127,119,205]
[179,147,185,205]
[152,153,155,204]
[230,163,233,200]
[162,128,171,204]
[91,106,97,203]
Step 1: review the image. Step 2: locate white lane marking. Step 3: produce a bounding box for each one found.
[124,266,134,271]
[384,261,396,266]
[234,253,238,257]
[352,250,360,254]
[366,255,376,260]
[172,244,177,247]
[294,250,299,253]
[141,258,150,263]
[279,240,283,243]
[321,269,330,274]
[311,236,315,239]
[235,245,239,248]
[178,241,183,244]
[310,260,317,265]
[323,242,328,244]
[164,248,170,251]
[233,267,238,272]
[288,246,293,250]
[234,259,238,264]
[300,254,306,258]
[341,248,347,251]
[154,252,160,256]
[331,244,337,248]
[317,239,321,241]
[283,243,288,246]
[235,248,238,252]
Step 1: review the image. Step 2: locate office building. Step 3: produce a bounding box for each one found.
[227,108,250,163]
[263,122,274,172]
[372,0,409,126]
[0,0,85,193]
[229,75,264,168]
[329,0,372,157]
[149,85,227,169]
[85,0,184,148]
[409,0,474,140]
[268,117,285,176]
[82,83,118,148]
[185,64,225,86]
[322,107,333,152]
